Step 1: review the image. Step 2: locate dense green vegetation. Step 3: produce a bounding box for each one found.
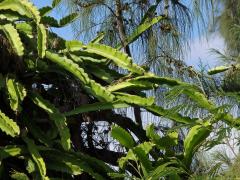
[0,0,239,179]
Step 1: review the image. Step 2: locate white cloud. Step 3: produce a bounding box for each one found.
[185,33,225,68]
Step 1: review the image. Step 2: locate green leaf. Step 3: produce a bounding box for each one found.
[24,118,52,146]
[30,93,71,151]
[140,0,161,24]
[133,148,151,176]
[46,159,83,175]
[69,51,108,64]
[90,32,105,43]
[0,145,25,160]
[116,16,164,49]
[42,150,105,179]
[37,24,47,58]
[146,105,197,124]
[111,125,135,149]
[46,151,112,178]
[146,124,178,149]
[118,149,136,169]
[183,121,212,167]
[0,23,24,56]
[0,10,21,21]
[147,163,183,179]
[107,79,157,92]
[0,0,40,23]
[118,142,155,171]
[74,151,114,175]
[215,113,240,127]
[41,16,59,27]
[23,137,47,178]
[16,22,33,38]
[208,66,230,75]
[166,131,178,146]
[39,6,52,16]
[46,51,114,102]
[133,75,188,86]
[0,110,20,137]
[137,141,155,154]
[26,158,36,174]
[132,142,155,175]
[114,92,155,106]
[52,0,62,8]
[85,64,115,83]
[146,124,161,142]
[11,171,29,180]
[107,173,127,179]
[107,75,189,92]
[6,78,26,112]
[49,113,71,150]
[30,93,55,113]
[166,84,215,110]
[84,43,145,74]
[59,13,79,27]
[64,101,129,116]
[183,88,215,110]
[48,31,66,49]
[24,58,48,71]
[65,40,84,51]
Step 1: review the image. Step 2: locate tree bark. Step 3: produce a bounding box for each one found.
[115,0,143,128]
[82,147,124,166]
[89,110,148,142]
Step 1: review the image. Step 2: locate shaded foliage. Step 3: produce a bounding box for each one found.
[0,0,239,179]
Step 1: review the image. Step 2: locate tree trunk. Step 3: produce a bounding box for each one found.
[115,0,143,128]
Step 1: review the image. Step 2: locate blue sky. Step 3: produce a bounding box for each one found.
[31,0,224,68]
[186,33,224,68]
[32,0,74,40]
